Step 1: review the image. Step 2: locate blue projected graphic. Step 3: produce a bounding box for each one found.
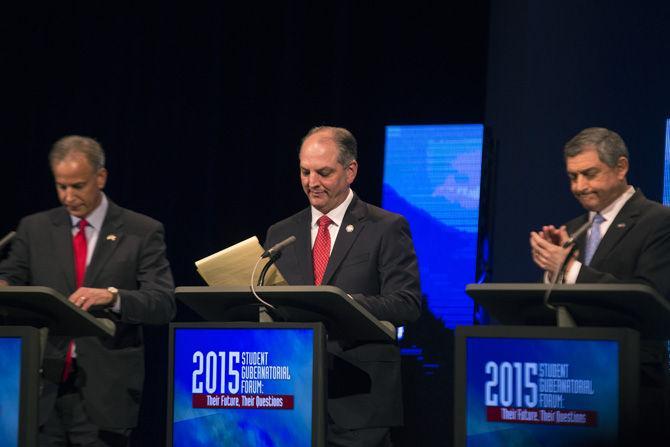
[382,124,483,327]
[0,337,21,447]
[663,119,670,205]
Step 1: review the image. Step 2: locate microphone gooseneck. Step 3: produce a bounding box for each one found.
[0,231,16,251]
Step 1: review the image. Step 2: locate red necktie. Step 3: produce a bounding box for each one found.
[63,218,88,381]
[73,219,88,289]
[313,215,333,286]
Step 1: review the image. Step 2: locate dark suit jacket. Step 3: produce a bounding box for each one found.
[566,190,670,437]
[265,194,421,430]
[0,200,176,429]
[566,190,670,300]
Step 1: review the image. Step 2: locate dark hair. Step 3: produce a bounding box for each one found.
[301,126,357,165]
[563,127,628,167]
[49,135,106,170]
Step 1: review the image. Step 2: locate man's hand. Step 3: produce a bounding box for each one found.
[539,225,565,246]
[0,279,8,287]
[530,225,574,279]
[69,287,115,312]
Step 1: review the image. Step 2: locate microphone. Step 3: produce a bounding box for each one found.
[249,235,296,323]
[544,218,594,322]
[261,236,296,259]
[561,220,593,248]
[0,231,16,251]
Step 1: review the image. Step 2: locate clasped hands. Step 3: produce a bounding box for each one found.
[529,225,577,281]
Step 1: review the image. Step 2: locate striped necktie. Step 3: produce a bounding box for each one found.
[583,213,605,266]
[312,215,333,285]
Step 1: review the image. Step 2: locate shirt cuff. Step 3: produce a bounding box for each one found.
[111,293,122,314]
[563,260,582,284]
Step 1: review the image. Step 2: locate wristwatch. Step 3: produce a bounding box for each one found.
[107,287,119,306]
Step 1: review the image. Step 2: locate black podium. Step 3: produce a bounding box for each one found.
[167,285,396,447]
[0,286,115,447]
[465,283,670,338]
[452,283,670,447]
[175,285,396,342]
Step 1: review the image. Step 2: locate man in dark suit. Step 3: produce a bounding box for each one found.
[0,135,175,446]
[530,127,670,293]
[265,126,421,447]
[529,127,670,440]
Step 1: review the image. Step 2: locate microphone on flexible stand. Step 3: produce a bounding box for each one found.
[258,236,296,286]
[561,220,593,249]
[249,236,297,322]
[543,219,593,327]
[0,231,16,252]
[0,232,16,287]
[261,235,296,260]
[555,219,593,283]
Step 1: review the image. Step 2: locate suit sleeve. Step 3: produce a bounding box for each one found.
[351,216,422,325]
[115,222,176,325]
[577,211,670,300]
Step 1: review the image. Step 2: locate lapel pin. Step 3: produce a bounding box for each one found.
[106,234,117,241]
[345,225,354,233]
[616,223,626,229]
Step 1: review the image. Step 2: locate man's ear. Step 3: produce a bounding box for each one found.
[616,156,629,180]
[96,168,108,189]
[346,160,358,185]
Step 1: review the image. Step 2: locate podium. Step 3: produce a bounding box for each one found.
[0,286,116,338]
[452,283,670,447]
[175,285,396,342]
[0,286,116,447]
[465,283,670,338]
[167,285,396,447]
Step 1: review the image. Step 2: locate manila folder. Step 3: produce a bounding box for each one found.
[195,236,287,286]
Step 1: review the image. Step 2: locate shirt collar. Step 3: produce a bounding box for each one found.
[310,189,354,228]
[589,185,635,222]
[70,193,109,230]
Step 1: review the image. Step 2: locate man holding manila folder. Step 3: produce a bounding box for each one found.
[264,126,422,446]
[529,127,670,441]
[0,135,175,446]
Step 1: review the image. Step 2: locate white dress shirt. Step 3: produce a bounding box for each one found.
[563,185,636,283]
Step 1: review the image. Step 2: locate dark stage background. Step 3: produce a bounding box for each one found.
[1,1,669,445]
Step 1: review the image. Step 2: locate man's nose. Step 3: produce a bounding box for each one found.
[308,173,320,187]
[63,188,76,202]
[574,175,587,191]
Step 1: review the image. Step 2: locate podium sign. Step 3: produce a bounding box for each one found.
[167,322,326,447]
[454,325,639,447]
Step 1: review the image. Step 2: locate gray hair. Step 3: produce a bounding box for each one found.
[301,126,358,166]
[49,135,106,170]
[563,127,629,167]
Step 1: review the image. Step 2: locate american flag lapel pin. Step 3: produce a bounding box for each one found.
[616,223,626,229]
[106,234,117,241]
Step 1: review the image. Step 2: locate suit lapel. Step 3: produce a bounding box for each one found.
[322,196,367,285]
[589,191,643,267]
[84,202,124,286]
[50,209,77,292]
[293,209,314,285]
